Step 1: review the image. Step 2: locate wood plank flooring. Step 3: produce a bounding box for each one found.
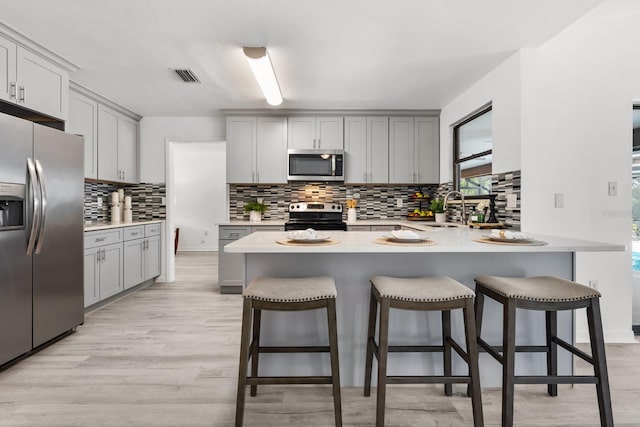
[1,251,639,426]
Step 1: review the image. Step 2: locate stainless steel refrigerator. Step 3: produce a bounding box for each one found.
[0,112,84,367]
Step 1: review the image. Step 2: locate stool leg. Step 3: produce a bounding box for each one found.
[587,298,614,427]
[468,290,485,398]
[327,298,343,427]
[502,299,517,427]
[250,308,262,396]
[364,286,378,397]
[442,309,452,396]
[545,310,558,397]
[235,298,253,427]
[463,298,484,427]
[376,298,391,427]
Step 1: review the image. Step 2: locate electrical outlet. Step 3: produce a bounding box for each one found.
[353,193,360,199]
[506,194,517,208]
[608,181,617,196]
[97,197,103,208]
[554,193,564,208]
[396,198,403,208]
[161,197,166,205]
[589,280,599,290]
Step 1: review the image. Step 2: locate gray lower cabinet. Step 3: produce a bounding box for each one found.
[348,225,372,231]
[371,225,398,231]
[84,229,124,307]
[123,224,161,290]
[218,224,283,294]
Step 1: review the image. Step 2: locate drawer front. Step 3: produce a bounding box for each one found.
[251,226,283,232]
[348,225,371,231]
[85,228,123,248]
[123,226,144,241]
[370,225,398,231]
[145,223,161,237]
[219,226,251,240]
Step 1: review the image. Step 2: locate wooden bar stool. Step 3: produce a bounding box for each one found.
[235,276,342,427]
[474,275,613,427]
[364,276,484,427]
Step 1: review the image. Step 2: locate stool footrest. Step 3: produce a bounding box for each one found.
[514,375,599,385]
[387,375,472,385]
[551,336,594,364]
[257,345,330,354]
[246,376,333,386]
[387,345,444,353]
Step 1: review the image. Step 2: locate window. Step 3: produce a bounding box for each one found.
[453,107,493,196]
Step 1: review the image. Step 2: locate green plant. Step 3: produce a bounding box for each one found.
[243,200,268,213]
[430,198,445,213]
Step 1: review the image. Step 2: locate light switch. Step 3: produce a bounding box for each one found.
[97,197,103,208]
[554,193,564,208]
[608,181,617,196]
[396,198,403,208]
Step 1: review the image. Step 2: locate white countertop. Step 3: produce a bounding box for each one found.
[225,229,624,254]
[84,220,163,232]
[217,220,286,227]
[218,219,456,229]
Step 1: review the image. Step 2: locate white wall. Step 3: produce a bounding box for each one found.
[139,116,226,183]
[440,0,640,342]
[173,142,227,250]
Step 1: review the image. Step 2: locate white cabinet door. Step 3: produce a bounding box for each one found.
[98,242,124,300]
[316,116,343,149]
[0,35,16,103]
[118,116,138,184]
[123,239,144,290]
[97,105,119,182]
[367,116,389,183]
[83,248,100,307]
[144,235,161,280]
[256,116,287,183]
[344,116,367,183]
[389,117,415,183]
[16,47,68,120]
[287,116,316,149]
[226,116,256,183]
[414,117,439,184]
[68,91,98,179]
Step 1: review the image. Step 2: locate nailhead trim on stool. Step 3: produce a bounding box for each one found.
[474,275,613,427]
[235,276,342,427]
[364,276,484,427]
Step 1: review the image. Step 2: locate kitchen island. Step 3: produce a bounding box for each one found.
[225,229,623,387]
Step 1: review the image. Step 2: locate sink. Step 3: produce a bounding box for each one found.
[426,223,460,228]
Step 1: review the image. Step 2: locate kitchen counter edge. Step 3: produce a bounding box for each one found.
[84,220,164,232]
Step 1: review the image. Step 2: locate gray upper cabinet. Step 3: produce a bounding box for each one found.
[389,117,439,184]
[344,116,388,184]
[0,33,69,120]
[97,104,139,184]
[287,116,343,149]
[226,116,287,184]
[68,91,98,179]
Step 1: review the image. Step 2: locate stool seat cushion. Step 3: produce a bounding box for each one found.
[474,275,601,302]
[243,276,337,303]
[371,276,474,302]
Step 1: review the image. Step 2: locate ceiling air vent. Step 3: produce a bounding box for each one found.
[174,68,201,83]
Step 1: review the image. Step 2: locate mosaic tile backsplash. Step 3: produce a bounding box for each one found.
[84,182,166,223]
[229,169,521,229]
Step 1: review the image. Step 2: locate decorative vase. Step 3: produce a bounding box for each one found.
[435,212,446,223]
[347,208,357,222]
[249,210,262,222]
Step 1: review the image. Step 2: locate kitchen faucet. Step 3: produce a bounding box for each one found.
[443,191,467,225]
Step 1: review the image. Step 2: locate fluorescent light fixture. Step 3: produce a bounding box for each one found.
[243,46,283,106]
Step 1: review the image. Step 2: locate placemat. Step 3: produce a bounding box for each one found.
[373,237,437,247]
[276,238,341,246]
[472,237,548,246]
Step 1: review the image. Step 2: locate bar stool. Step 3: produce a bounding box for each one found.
[235,276,342,427]
[364,276,484,427]
[474,275,613,427]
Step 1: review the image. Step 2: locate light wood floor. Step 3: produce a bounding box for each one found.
[1,251,639,426]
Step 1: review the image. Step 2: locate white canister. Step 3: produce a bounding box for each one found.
[347,208,357,222]
[110,206,121,224]
[123,209,133,224]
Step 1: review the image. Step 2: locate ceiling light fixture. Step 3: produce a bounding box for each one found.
[243,46,283,106]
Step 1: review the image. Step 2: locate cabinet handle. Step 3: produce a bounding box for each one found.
[95,237,106,242]
[101,248,106,262]
[18,85,25,102]
[363,172,367,182]
[9,82,16,98]
[230,232,239,238]
[252,172,255,183]
[96,249,101,264]
[131,232,139,236]
[123,170,126,181]
[317,138,321,148]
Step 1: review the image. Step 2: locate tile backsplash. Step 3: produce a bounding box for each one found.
[229,170,521,229]
[84,182,166,223]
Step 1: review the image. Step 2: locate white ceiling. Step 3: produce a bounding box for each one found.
[0,0,604,116]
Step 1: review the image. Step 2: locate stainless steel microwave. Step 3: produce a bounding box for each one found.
[287,149,345,182]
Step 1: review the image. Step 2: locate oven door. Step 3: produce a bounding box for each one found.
[287,149,344,182]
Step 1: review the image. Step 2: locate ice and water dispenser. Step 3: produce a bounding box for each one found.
[0,182,25,230]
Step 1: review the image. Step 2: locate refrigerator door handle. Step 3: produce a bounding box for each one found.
[34,159,47,254]
[26,158,41,256]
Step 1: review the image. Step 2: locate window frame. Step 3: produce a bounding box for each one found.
[453,106,493,194]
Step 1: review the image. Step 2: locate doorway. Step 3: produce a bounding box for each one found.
[165,140,227,282]
[631,106,640,334]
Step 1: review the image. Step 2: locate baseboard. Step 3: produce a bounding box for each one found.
[576,328,638,343]
[176,248,217,252]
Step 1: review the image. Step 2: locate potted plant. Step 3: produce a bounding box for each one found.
[430,198,446,223]
[244,200,268,222]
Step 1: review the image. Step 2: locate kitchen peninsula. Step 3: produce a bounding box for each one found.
[225,228,623,387]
